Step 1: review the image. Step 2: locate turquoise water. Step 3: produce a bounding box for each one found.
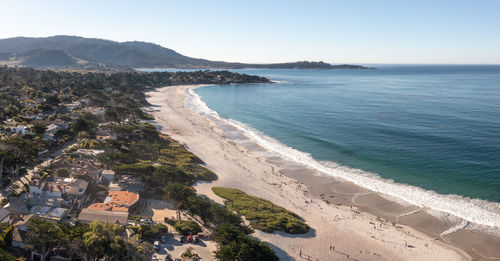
[192,65,500,203]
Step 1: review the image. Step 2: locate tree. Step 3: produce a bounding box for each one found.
[27,217,64,261]
[0,248,16,261]
[45,94,60,106]
[163,183,196,205]
[32,122,47,136]
[82,221,138,261]
[153,165,190,185]
[58,222,90,261]
[215,235,278,261]
[54,168,70,177]
[138,223,168,241]
[212,223,251,245]
[104,108,119,122]
[174,220,201,236]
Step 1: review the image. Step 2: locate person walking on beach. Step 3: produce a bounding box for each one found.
[299,249,302,256]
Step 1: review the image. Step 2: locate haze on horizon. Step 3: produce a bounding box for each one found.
[1,0,499,65]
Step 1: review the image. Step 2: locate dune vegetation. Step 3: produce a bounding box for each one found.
[212,187,309,234]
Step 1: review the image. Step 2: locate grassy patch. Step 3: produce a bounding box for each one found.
[212,187,309,234]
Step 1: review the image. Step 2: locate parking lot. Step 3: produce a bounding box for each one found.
[152,233,217,261]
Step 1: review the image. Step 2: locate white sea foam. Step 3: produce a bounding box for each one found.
[185,86,500,230]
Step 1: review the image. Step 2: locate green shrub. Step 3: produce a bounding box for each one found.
[213,224,278,261]
[164,217,176,226]
[138,224,168,241]
[212,187,309,234]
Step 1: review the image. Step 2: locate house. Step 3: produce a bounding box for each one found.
[106,191,139,208]
[83,107,105,117]
[77,209,129,225]
[0,208,14,224]
[27,194,69,209]
[87,191,139,213]
[30,205,68,223]
[2,119,17,127]
[108,175,145,192]
[70,164,102,183]
[29,178,88,204]
[5,124,31,135]
[12,227,29,250]
[74,149,105,158]
[11,214,35,250]
[101,169,115,184]
[24,112,43,120]
[43,121,69,141]
[4,197,30,215]
[0,208,9,222]
[61,178,88,197]
[29,180,63,198]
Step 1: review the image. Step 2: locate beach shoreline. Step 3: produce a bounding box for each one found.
[145,84,500,260]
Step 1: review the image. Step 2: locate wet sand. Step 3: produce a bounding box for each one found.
[278,158,500,260]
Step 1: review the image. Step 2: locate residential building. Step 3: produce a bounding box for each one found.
[77,209,128,225]
[87,191,139,213]
[11,214,35,250]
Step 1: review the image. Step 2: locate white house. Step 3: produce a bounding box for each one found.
[101,169,115,183]
[9,125,31,135]
[29,180,63,198]
[61,178,88,197]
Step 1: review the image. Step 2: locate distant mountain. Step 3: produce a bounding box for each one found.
[0,52,11,60]
[20,49,77,67]
[0,36,373,69]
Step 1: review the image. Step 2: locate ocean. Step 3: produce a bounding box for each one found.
[145,65,500,228]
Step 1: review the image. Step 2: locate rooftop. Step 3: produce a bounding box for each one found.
[86,191,139,212]
[74,149,105,157]
[77,209,129,225]
[106,191,139,207]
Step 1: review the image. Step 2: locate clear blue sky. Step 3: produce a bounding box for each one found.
[1,0,499,64]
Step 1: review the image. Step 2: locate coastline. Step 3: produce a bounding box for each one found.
[145,85,500,260]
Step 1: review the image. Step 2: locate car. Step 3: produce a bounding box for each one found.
[151,254,159,261]
[153,241,160,252]
[193,235,199,243]
[165,254,172,261]
[186,235,192,243]
[161,235,167,243]
[141,218,154,224]
[180,235,186,242]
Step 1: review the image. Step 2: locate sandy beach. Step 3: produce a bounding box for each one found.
[145,85,500,261]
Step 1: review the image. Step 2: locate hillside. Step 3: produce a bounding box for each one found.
[20,49,77,67]
[0,35,373,69]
